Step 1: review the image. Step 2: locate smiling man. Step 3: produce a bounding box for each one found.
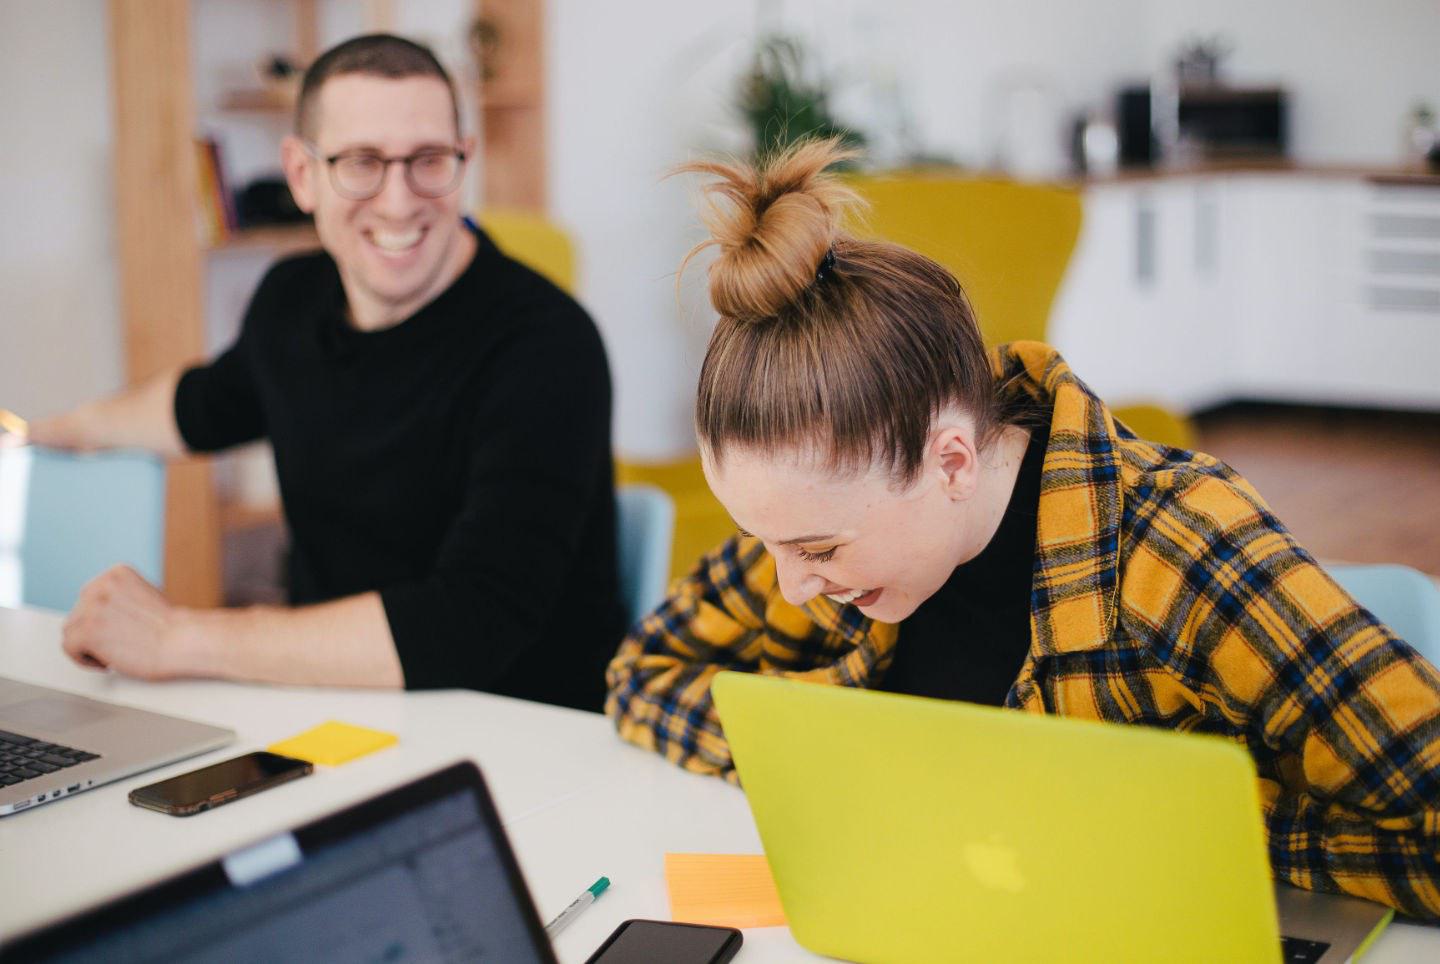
[29,35,625,709]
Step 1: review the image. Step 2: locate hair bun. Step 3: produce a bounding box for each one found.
[678,137,862,322]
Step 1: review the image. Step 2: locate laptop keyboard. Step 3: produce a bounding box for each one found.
[1281,936,1331,963]
[0,729,100,786]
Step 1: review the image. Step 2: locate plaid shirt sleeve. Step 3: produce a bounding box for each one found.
[605,534,897,781]
[1119,467,1440,919]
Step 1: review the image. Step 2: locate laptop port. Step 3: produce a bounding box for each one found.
[67,784,80,793]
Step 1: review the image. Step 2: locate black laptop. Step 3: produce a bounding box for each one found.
[3,762,557,963]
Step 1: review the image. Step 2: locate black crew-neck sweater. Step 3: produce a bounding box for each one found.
[174,226,625,711]
[877,422,1049,705]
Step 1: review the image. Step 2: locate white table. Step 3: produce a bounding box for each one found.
[0,606,816,960]
[1,606,1436,962]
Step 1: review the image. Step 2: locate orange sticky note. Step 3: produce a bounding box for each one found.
[664,853,787,928]
[267,721,397,766]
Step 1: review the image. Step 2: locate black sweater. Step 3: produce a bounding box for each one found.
[175,226,625,711]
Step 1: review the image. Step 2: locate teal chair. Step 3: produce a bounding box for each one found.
[0,446,166,612]
[1329,563,1440,667]
[616,484,675,629]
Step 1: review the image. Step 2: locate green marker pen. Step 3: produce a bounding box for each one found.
[544,876,610,939]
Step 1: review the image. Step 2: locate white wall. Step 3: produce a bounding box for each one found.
[0,0,122,420]
[548,0,758,460]
[767,0,1147,169]
[1144,0,1440,165]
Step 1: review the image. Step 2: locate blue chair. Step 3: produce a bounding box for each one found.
[1328,563,1440,667]
[616,484,675,629]
[0,446,166,612]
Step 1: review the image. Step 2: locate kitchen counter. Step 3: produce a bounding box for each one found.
[1076,159,1440,187]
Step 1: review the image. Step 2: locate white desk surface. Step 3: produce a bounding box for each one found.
[1,605,1436,962]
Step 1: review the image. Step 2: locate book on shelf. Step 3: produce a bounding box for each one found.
[209,139,240,233]
[193,136,238,246]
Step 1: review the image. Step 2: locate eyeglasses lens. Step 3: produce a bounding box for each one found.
[329,152,462,200]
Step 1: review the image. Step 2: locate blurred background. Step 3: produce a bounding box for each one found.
[1,0,1437,607]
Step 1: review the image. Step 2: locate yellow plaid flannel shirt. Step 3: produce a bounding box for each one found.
[606,341,1440,919]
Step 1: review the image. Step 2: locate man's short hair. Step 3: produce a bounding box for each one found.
[295,33,460,141]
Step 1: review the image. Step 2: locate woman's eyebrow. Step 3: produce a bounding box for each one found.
[736,526,835,545]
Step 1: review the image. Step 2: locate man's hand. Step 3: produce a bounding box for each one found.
[23,367,189,458]
[60,569,403,689]
[62,566,196,680]
[26,410,95,451]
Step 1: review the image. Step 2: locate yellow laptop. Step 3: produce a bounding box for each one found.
[710,672,1393,964]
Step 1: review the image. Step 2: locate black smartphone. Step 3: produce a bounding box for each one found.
[128,751,313,816]
[584,919,742,964]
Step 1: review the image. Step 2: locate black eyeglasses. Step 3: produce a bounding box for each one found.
[303,142,467,200]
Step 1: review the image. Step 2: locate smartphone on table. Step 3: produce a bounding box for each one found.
[585,919,742,963]
[128,751,313,816]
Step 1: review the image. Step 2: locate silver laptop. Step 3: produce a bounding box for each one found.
[1274,884,1396,964]
[0,676,234,816]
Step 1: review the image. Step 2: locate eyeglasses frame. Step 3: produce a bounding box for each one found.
[300,141,469,201]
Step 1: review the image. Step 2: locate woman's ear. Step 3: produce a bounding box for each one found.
[931,421,980,501]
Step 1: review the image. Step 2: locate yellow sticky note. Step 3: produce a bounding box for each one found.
[268,720,398,766]
[665,853,787,929]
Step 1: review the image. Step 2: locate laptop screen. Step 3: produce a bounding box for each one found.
[7,762,556,963]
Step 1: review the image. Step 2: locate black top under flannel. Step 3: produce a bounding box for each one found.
[879,421,1048,705]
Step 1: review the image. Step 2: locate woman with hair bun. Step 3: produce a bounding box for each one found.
[605,138,1440,919]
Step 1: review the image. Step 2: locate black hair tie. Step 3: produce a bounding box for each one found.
[814,248,837,285]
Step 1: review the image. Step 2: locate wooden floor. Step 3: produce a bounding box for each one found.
[1194,404,1440,576]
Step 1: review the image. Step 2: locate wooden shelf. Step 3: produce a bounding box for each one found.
[476,0,546,211]
[218,85,297,114]
[479,79,540,111]
[220,499,283,532]
[478,94,540,110]
[108,0,343,606]
[208,223,318,255]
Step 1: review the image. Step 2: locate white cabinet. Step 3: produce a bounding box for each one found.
[1225,176,1350,401]
[1050,173,1440,413]
[1051,178,1235,411]
[1328,182,1440,408]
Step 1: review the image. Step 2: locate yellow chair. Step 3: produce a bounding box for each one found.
[846,172,1081,346]
[476,209,577,294]
[848,172,1196,449]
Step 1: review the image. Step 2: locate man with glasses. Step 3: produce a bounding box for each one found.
[28,35,625,710]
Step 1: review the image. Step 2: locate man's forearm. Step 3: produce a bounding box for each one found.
[173,592,405,688]
[28,367,189,458]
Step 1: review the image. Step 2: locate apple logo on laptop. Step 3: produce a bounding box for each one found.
[963,836,1026,893]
